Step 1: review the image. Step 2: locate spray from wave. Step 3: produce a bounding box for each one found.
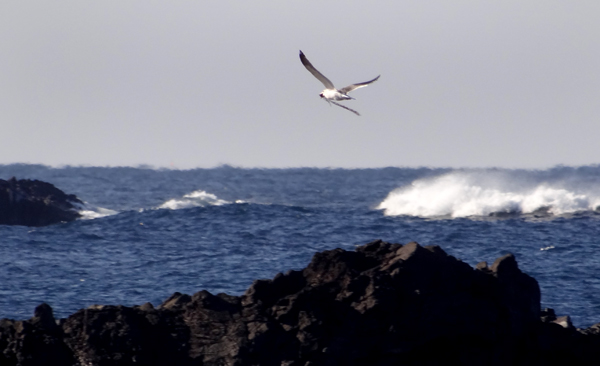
[158,190,231,210]
[377,171,600,218]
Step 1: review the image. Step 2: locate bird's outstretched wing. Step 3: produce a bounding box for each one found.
[339,75,380,94]
[331,101,360,116]
[299,50,335,89]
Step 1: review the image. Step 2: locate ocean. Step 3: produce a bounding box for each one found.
[1,164,599,328]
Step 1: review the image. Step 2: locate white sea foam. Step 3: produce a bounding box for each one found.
[377,172,600,218]
[72,202,119,219]
[158,190,230,210]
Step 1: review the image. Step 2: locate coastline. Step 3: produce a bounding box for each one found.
[2,240,599,365]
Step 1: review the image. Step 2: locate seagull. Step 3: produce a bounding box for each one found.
[299,50,380,116]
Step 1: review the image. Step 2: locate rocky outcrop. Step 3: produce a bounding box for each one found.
[0,178,82,226]
[2,240,600,365]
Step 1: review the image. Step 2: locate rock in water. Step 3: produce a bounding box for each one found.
[2,240,600,365]
[0,177,82,226]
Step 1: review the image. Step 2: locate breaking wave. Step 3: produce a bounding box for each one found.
[377,171,600,218]
[158,190,231,210]
[73,202,119,220]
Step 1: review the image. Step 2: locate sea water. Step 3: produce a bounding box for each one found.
[1,164,599,328]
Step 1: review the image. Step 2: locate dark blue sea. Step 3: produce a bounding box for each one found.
[1,164,600,328]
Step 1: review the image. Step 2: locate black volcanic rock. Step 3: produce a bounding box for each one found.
[0,178,82,226]
[2,240,600,365]
[0,304,74,366]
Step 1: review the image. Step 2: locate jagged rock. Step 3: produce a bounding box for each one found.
[0,178,82,226]
[61,304,190,366]
[2,240,600,365]
[0,303,73,366]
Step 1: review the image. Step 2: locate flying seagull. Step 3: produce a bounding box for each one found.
[299,50,380,116]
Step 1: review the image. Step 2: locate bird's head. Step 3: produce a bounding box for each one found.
[319,92,324,98]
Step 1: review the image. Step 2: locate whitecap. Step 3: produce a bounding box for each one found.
[72,202,119,219]
[377,171,600,218]
[158,190,230,210]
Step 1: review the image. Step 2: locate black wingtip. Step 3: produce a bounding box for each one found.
[299,50,307,62]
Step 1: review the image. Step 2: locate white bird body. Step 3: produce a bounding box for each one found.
[299,50,379,115]
[320,88,353,101]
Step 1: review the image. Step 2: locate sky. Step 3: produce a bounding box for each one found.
[1,1,599,169]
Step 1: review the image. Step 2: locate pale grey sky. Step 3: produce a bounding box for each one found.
[1,1,599,169]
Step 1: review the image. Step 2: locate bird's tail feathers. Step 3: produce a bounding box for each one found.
[331,101,360,116]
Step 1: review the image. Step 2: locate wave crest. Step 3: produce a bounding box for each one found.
[377,172,600,218]
[72,202,119,219]
[158,190,230,210]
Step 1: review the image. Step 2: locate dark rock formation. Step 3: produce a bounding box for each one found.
[2,240,600,365]
[0,304,74,366]
[0,178,82,226]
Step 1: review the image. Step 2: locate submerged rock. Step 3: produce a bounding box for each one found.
[2,240,600,365]
[0,178,82,226]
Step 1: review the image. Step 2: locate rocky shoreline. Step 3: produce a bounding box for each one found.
[2,240,600,365]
